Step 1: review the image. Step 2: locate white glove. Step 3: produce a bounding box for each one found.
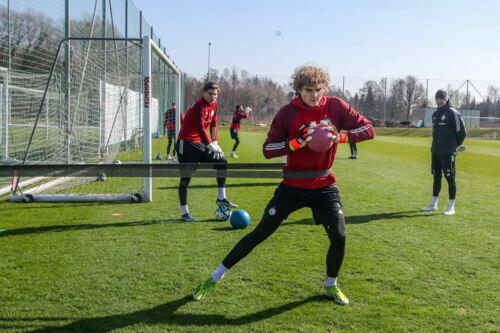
[244,107,252,113]
[207,141,224,159]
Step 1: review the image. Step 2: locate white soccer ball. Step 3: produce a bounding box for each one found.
[244,107,252,113]
[112,159,122,164]
[215,206,232,221]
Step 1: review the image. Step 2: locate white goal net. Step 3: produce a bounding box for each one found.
[1,36,182,202]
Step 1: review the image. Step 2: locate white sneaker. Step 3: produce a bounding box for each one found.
[230,152,238,158]
[420,205,437,212]
[444,207,455,215]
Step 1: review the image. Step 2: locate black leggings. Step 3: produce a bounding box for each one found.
[222,184,346,277]
[230,128,240,152]
[349,143,357,156]
[176,140,227,206]
[166,129,175,155]
[432,154,456,199]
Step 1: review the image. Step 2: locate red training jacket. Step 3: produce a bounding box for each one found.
[163,106,176,130]
[178,98,218,145]
[263,95,375,189]
[230,111,249,130]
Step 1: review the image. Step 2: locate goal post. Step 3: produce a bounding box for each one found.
[3,36,183,203]
[142,36,182,202]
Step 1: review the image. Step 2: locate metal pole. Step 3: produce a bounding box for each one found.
[383,77,387,125]
[466,80,469,106]
[342,76,345,96]
[124,0,128,148]
[425,78,428,106]
[142,36,152,202]
[207,42,211,81]
[65,0,71,163]
[3,0,10,159]
[101,0,107,158]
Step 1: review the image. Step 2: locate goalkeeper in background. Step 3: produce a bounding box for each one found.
[164,102,177,160]
[175,82,237,222]
[229,105,251,158]
[192,64,375,305]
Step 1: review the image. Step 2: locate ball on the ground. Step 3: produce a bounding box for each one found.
[308,125,333,152]
[230,209,251,229]
[155,153,163,160]
[96,172,107,182]
[215,206,232,221]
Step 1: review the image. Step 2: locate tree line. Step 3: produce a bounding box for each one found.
[185,71,500,126]
[2,6,499,125]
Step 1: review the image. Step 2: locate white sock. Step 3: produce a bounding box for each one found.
[325,276,337,287]
[211,264,228,282]
[448,199,455,208]
[181,205,189,215]
[218,188,226,200]
[430,197,438,206]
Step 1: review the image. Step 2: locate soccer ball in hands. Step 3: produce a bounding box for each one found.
[244,107,252,114]
[215,206,232,221]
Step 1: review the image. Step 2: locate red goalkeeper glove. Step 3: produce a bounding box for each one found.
[289,121,316,151]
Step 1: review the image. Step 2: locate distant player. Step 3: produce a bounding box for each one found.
[193,64,375,305]
[164,102,177,160]
[421,89,466,215]
[175,82,237,222]
[229,105,251,158]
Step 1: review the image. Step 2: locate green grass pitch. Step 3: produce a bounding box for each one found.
[0,129,498,332]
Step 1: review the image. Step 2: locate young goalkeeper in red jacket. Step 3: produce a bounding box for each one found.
[193,65,375,305]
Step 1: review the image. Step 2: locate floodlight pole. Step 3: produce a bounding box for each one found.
[207,42,211,81]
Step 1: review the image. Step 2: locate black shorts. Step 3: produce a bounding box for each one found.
[230,128,239,140]
[432,153,455,178]
[175,140,228,164]
[265,183,344,226]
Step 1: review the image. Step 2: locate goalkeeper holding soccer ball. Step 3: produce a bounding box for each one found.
[175,82,237,222]
[193,65,375,305]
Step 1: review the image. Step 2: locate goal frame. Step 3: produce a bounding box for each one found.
[6,36,182,203]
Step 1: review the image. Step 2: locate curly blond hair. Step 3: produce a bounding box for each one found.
[291,64,330,93]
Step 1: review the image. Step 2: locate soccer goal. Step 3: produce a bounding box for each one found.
[2,36,183,203]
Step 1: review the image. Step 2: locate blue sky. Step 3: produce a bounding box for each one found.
[135,0,499,84]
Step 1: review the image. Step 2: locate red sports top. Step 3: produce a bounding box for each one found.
[263,95,375,189]
[178,98,218,145]
[230,111,249,130]
[164,106,176,130]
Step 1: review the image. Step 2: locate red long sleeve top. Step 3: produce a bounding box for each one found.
[230,111,250,130]
[263,95,375,189]
[178,98,218,145]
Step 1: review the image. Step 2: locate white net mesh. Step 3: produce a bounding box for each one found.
[0,40,164,200]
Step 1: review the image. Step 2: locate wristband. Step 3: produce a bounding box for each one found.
[338,133,348,143]
[289,139,302,151]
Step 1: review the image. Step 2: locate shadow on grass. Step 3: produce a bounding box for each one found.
[282,211,437,226]
[1,202,130,210]
[159,182,278,190]
[21,295,325,332]
[0,219,180,238]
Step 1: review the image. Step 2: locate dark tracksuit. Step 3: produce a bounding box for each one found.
[222,95,375,278]
[430,102,467,199]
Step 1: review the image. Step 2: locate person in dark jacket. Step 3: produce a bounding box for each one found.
[192,64,375,305]
[421,89,467,215]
